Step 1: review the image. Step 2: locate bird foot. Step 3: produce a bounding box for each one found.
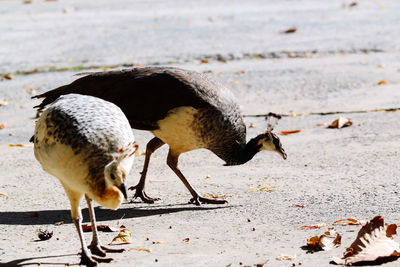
[129,184,160,203]
[79,250,113,267]
[189,196,228,206]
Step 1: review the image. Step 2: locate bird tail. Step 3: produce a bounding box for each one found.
[32,84,72,109]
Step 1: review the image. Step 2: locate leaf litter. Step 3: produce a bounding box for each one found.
[331,216,400,265]
[306,229,342,252]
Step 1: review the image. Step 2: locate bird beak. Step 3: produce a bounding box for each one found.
[119,182,128,200]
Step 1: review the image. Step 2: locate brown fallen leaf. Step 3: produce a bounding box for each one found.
[82,224,124,232]
[333,218,363,226]
[130,247,151,253]
[2,73,13,80]
[203,193,231,199]
[281,130,302,135]
[182,238,190,242]
[292,204,305,208]
[331,216,400,265]
[0,98,8,106]
[0,124,4,129]
[300,223,327,230]
[307,229,342,251]
[276,254,296,260]
[316,123,326,127]
[349,2,358,7]
[378,80,386,85]
[110,228,132,244]
[201,59,209,64]
[328,117,352,129]
[281,27,297,34]
[38,229,53,241]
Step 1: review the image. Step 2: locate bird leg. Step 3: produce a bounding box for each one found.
[73,217,112,266]
[166,150,228,206]
[85,195,125,256]
[129,137,164,203]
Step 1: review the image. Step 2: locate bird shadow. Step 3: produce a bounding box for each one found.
[0,254,78,267]
[0,203,232,225]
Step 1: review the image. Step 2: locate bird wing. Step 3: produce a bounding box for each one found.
[33,67,231,131]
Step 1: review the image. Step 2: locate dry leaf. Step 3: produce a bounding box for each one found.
[130,247,151,253]
[331,216,400,265]
[204,174,211,179]
[203,193,231,199]
[328,117,352,129]
[0,98,8,106]
[38,229,53,241]
[0,124,4,129]
[2,73,13,80]
[307,229,342,251]
[316,123,326,127]
[281,27,297,34]
[201,59,209,64]
[378,80,386,85]
[82,224,124,232]
[135,150,146,156]
[276,254,296,260]
[8,144,33,147]
[333,218,363,226]
[292,204,305,208]
[300,223,327,230]
[280,130,302,135]
[349,2,358,7]
[110,228,132,244]
[182,238,190,242]
[250,186,274,191]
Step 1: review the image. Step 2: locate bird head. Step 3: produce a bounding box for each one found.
[256,131,287,160]
[104,160,128,200]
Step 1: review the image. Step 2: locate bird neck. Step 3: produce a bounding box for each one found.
[212,134,264,166]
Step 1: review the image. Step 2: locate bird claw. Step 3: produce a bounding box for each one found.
[189,196,228,205]
[79,250,113,267]
[129,185,160,203]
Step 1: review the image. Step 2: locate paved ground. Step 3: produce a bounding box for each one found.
[1,0,400,266]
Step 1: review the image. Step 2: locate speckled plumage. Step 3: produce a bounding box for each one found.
[33,94,137,266]
[33,67,286,205]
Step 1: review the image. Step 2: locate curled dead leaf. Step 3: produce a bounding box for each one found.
[333,218,363,226]
[82,224,124,232]
[2,73,13,80]
[8,144,33,148]
[203,193,231,199]
[110,228,132,244]
[280,130,301,135]
[300,223,327,230]
[182,238,190,242]
[130,247,151,253]
[276,254,296,260]
[328,117,352,129]
[0,98,8,106]
[281,27,297,34]
[331,216,400,265]
[378,80,387,85]
[307,229,342,251]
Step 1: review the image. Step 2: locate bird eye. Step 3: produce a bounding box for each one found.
[110,173,116,180]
